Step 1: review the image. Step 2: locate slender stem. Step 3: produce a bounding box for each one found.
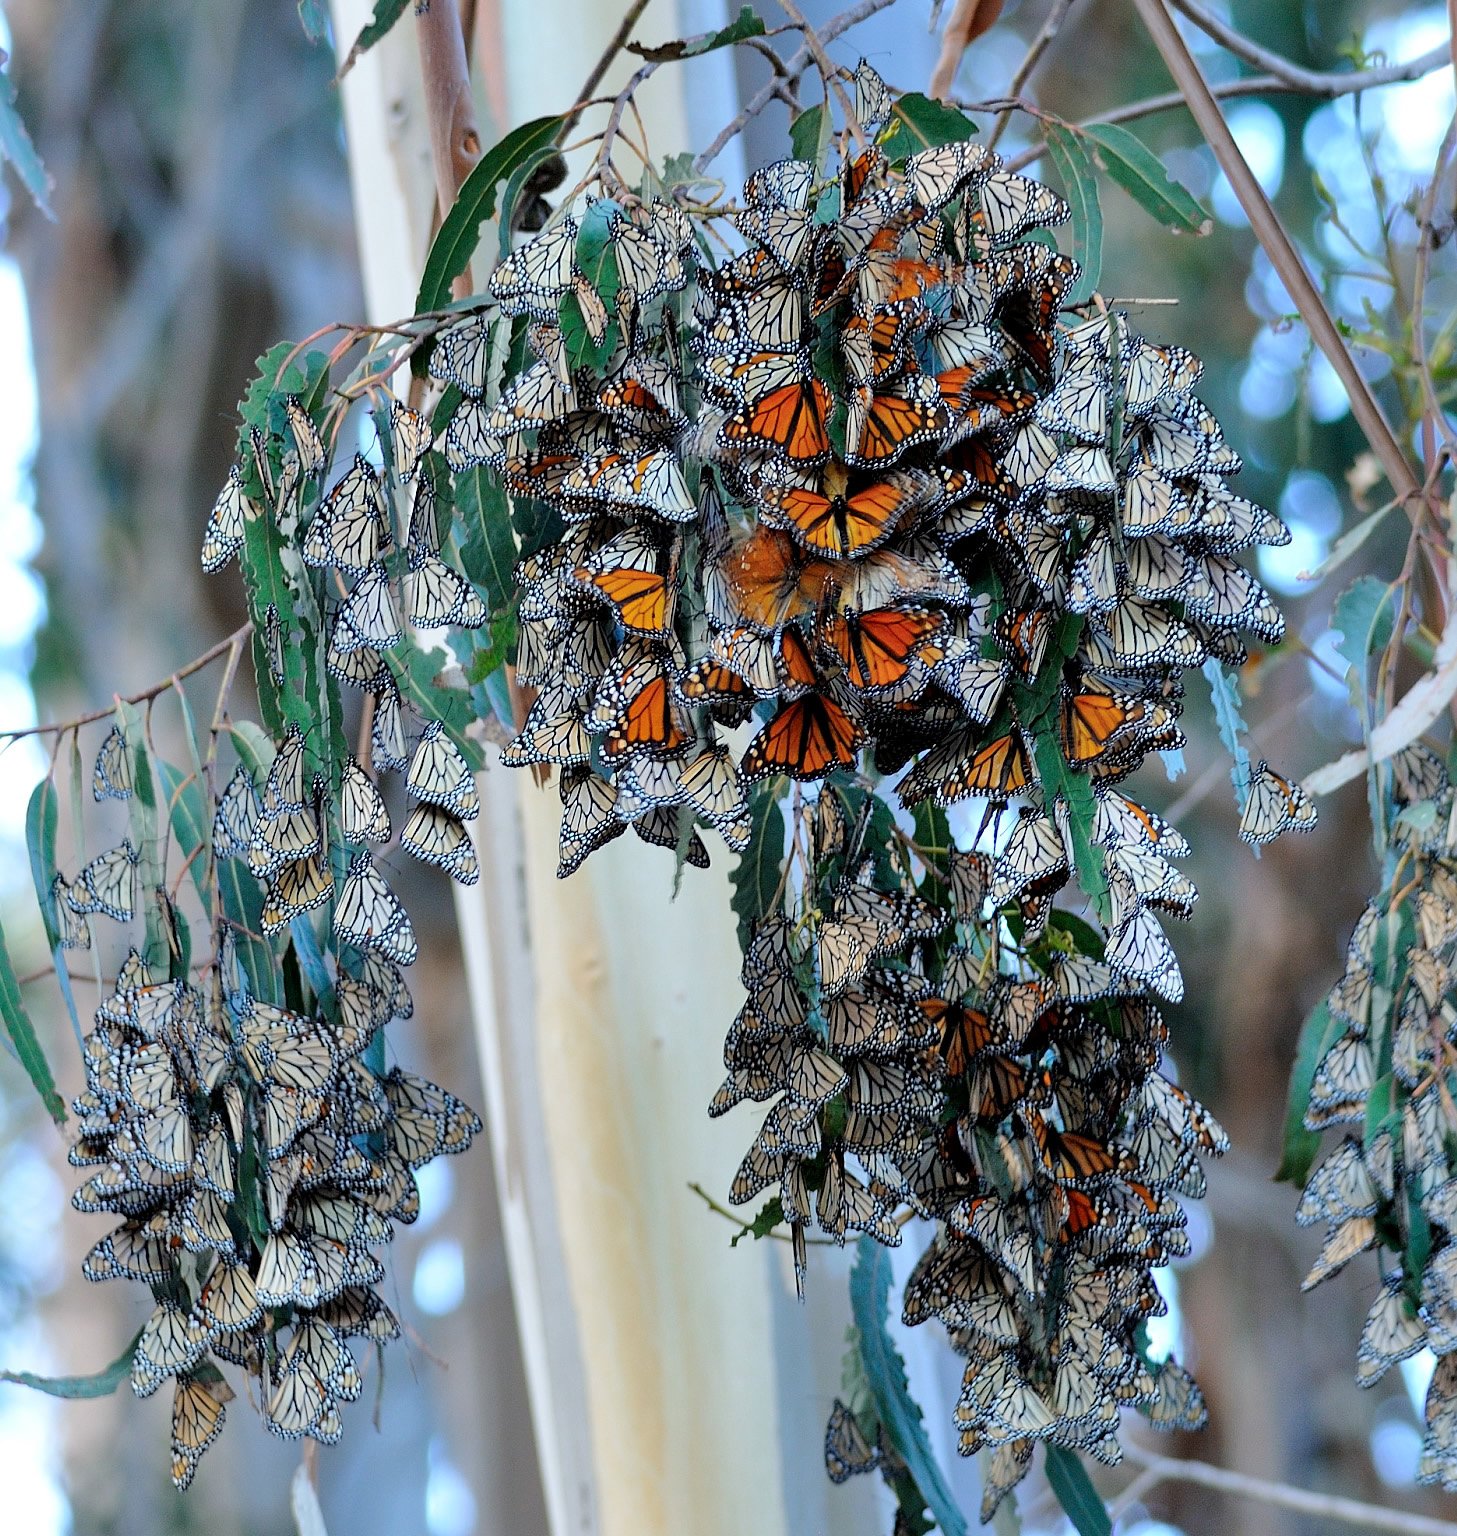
[556,0,652,145]
[1130,0,1423,516]
[986,0,1075,151]
[929,0,1006,102]
[598,61,658,194]
[415,0,481,298]
[0,624,252,741]
[686,1181,833,1246]
[775,0,865,152]
[1119,1444,1457,1536]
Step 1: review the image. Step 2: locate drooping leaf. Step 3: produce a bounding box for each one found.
[0,921,65,1124]
[1044,124,1101,305]
[788,104,827,170]
[729,1195,784,1247]
[1082,123,1212,235]
[729,783,786,951]
[1332,573,1396,674]
[850,1237,970,1536]
[1,1331,142,1398]
[155,762,212,922]
[0,53,54,218]
[627,5,766,62]
[1044,1446,1111,1536]
[383,639,485,771]
[496,145,567,262]
[1275,999,1342,1185]
[453,465,518,616]
[414,115,567,320]
[877,93,978,160]
[114,700,168,973]
[337,0,409,76]
[24,776,81,1047]
[1202,657,1251,812]
[560,198,621,371]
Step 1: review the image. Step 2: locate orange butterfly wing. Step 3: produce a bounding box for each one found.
[741,694,862,782]
[604,675,689,758]
[723,378,831,462]
[855,389,948,465]
[576,567,670,634]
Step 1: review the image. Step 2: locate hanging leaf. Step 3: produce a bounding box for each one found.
[627,6,767,63]
[384,639,486,771]
[24,776,81,1046]
[414,115,568,319]
[877,93,978,160]
[729,785,786,951]
[0,51,53,218]
[1044,1447,1111,1536]
[453,465,519,617]
[850,1238,970,1536]
[1044,124,1102,305]
[560,198,622,371]
[0,920,65,1124]
[114,700,168,973]
[1081,123,1212,235]
[1202,657,1252,812]
[789,104,829,171]
[1332,574,1396,674]
[729,1195,784,1247]
[1,1331,142,1398]
[1275,999,1342,1185]
[337,0,410,76]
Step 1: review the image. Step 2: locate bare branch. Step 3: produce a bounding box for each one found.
[986,0,1075,150]
[694,0,899,172]
[557,0,652,145]
[415,0,481,297]
[929,0,1005,101]
[1131,0,1423,516]
[1120,1444,1457,1536]
[776,0,865,150]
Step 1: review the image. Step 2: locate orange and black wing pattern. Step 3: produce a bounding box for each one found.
[740,693,863,782]
[722,377,832,463]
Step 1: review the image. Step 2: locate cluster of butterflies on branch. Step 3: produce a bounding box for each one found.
[1293,741,1457,1493]
[406,58,1316,1523]
[30,50,1337,1519]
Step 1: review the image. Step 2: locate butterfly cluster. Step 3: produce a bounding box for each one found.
[1295,742,1457,1490]
[716,813,1223,1517]
[68,938,478,1486]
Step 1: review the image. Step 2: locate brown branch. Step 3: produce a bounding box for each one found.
[1118,1444,1457,1536]
[1412,114,1457,462]
[929,0,1005,102]
[556,0,652,145]
[693,0,899,171]
[775,0,865,151]
[985,0,1074,150]
[1130,0,1423,515]
[598,61,658,195]
[0,624,252,741]
[416,0,482,298]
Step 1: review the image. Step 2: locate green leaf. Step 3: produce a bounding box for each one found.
[1364,1072,1401,1153]
[0,55,54,218]
[1082,124,1212,235]
[453,465,518,615]
[1275,999,1342,1184]
[496,145,567,263]
[1,1331,141,1398]
[338,0,410,76]
[296,0,331,43]
[0,921,65,1124]
[789,104,829,173]
[155,762,212,921]
[384,639,485,771]
[850,1237,969,1536]
[559,198,622,371]
[877,93,977,160]
[1302,499,1400,583]
[1044,1447,1111,1536]
[414,115,567,320]
[114,700,167,973]
[1332,574,1396,673]
[234,342,331,495]
[1202,658,1252,812]
[465,606,519,685]
[1043,125,1101,305]
[24,777,81,1046]
[627,5,766,62]
[730,1195,784,1247]
[729,784,786,950]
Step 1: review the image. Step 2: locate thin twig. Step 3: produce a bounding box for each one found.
[556,0,652,145]
[694,0,899,171]
[415,0,481,298]
[1411,114,1457,463]
[0,624,252,741]
[775,0,865,152]
[929,0,1005,101]
[598,61,658,194]
[986,0,1074,150]
[1130,0,1423,517]
[687,1181,835,1246]
[1119,1443,1457,1536]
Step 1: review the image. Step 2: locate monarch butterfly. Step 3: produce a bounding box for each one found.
[740,692,863,782]
[406,553,487,630]
[1037,363,1110,442]
[1184,552,1283,641]
[721,375,832,463]
[248,802,321,879]
[132,1300,208,1399]
[1238,760,1317,845]
[1088,597,1203,671]
[759,465,927,558]
[501,693,593,769]
[200,465,259,573]
[899,728,1032,807]
[597,358,686,437]
[745,156,815,212]
[334,565,403,654]
[1046,444,1116,496]
[211,764,259,859]
[304,455,390,573]
[74,841,139,923]
[936,371,1034,434]
[845,375,949,467]
[334,852,416,965]
[261,854,334,936]
[677,745,747,836]
[490,217,578,319]
[169,1375,231,1491]
[904,140,992,214]
[1302,1214,1378,1292]
[485,358,577,435]
[92,724,132,802]
[444,395,505,472]
[1060,689,1157,768]
[1356,1274,1426,1386]
[824,1399,880,1483]
[599,658,693,760]
[371,683,409,773]
[557,767,625,877]
[1121,462,1185,536]
[401,803,479,885]
[818,605,943,692]
[406,721,477,819]
[283,396,327,477]
[840,306,920,387]
[731,203,813,273]
[968,171,1070,247]
[709,525,836,635]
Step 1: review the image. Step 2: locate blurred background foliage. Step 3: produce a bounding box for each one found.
[0,1,1451,1533]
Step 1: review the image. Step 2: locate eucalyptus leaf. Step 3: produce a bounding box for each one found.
[878,93,978,159]
[1,1331,142,1398]
[0,920,65,1124]
[338,0,409,76]
[1083,123,1212,235]
[1275,999,1342,1185]
[0,54,53,218]
[627,6,766,62]
[1044,125,1101,304]
[1044,1446,1110,1536]
[729,785,787,950]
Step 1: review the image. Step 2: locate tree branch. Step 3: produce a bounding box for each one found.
[556,0,651,145]
[415,0,481,296]
[985,0,1073,149]
[1119,1444,1457,1536]
[1130,0,1423,516]
[929,0,1005,102]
